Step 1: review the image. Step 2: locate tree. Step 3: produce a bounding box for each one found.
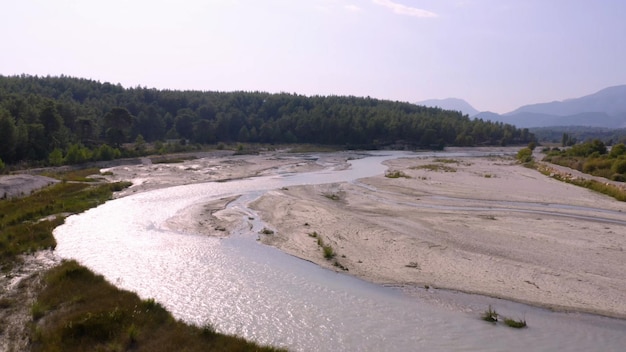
[39,100,63,135]
[48,148,64,166]
[609,143,626,158]
[104,107,133,147]
[175,113,195,140]
[0,109,17,162]
[65,144,92,164]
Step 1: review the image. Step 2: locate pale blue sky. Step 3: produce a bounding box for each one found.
[2,0,625,113]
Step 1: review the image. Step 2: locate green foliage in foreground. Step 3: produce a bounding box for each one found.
[31,260,285,352]
[0,181,130,269]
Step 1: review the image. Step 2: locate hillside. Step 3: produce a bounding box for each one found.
[0,75,533,167]
[415,98,480,117]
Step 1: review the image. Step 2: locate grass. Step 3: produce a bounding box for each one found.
[41,167,103,182]
[151,156,197,164]
[481,305,498,323]
[0,181,131,270]
[323,192,341,201]
[537,164,626,202]
[411,164,457,172]
[260,227,274,235]
[503,317,527,328]
[385,170,410,178]
[481,306,528,328]
[31,260,285,352]
[313,233,336,260]
[433,158,459,164]
[322,244,335,259]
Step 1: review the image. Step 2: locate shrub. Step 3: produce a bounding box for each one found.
[610,143,626,158]
[481,305,498,322]
[611,159,626,174]
[322,244,335,259]
[385,170,410,178]
[504,317,527,328]
[516,148,533,163]
[48,148,64,166]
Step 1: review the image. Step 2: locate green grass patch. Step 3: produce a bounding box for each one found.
[433,158,459,164]
[537,165,626,202]
[31,260,285,352]
[260,227,274,235]
[411,164,457,172]
[385,170,410,178]
[0,181,131,270]
[151,156,197,164]
[481,305,498,323]
[322,244,335,259]
[503,317,527,328]
[323,193,341,201]
[41,167,103,182]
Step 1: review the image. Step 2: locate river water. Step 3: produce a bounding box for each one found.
[53,151,626,351]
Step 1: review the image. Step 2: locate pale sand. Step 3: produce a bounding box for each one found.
[248,154,626,319]
[19,149,623,319]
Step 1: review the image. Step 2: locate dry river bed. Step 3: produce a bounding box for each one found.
[2,147,625,349]
[109,148,626,319]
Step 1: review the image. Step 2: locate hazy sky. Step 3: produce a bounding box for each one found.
[3,0,625,113]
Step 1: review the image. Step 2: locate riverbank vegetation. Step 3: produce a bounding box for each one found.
[528,140,626,201]
[0,74,534,170]
[543,140,626,181]
[0,179,130,270]
[31,260,285,352]
[480,306,527,328]
[0,169,284,351]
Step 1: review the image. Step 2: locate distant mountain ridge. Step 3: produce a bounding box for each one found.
[421,85,626,128]
[415,98,479,117]
[506,85,626,117]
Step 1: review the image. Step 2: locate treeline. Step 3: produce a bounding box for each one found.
[0,74,534,167]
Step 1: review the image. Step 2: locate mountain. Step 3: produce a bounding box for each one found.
[416,98,479,117]
[476,85,626,128]
[507,85,626,117]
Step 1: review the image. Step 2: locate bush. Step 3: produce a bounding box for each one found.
[322,244,335,259]
[503,317,527,328]
[516,148,533,163]
[610,143,626,158]
[582,159,612,173]
[48,148,64,166]
[481,305,498,322]
[611,159,626,174]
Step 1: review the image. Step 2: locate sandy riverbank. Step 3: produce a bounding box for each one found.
[246,152,626,319]
[101,149,626,318]
[4,148,624,324]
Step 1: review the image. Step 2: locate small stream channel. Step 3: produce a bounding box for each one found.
[53,151,626,351]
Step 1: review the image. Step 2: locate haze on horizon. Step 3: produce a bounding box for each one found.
[2,0,625,114]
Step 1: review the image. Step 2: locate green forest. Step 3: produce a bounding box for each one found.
[0,74,534,168]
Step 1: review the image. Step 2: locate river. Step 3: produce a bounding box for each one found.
[53,151,626,351]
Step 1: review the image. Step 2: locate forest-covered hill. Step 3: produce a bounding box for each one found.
[0,75,533,166]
